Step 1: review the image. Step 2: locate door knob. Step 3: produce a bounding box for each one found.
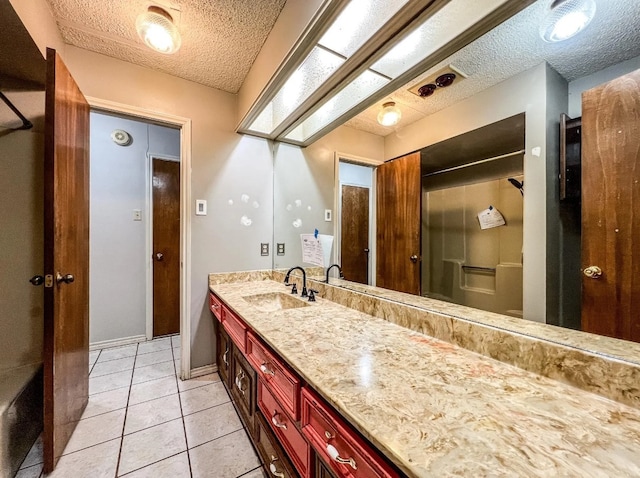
[410,255,418,263]
[583,266,602,279]
[156,253,164,261]
[56,273,74,284]
[29,275,44,286]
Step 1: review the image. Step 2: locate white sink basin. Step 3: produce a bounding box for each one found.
[242,292,310,312]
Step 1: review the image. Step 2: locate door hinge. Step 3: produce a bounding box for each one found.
[44,274,54,288]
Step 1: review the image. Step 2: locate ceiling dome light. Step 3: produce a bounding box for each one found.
[136,6,181,54]
[540,0,596,43]
[377,102,402,126]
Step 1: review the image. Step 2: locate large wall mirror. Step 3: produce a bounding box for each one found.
[272,0,640,360]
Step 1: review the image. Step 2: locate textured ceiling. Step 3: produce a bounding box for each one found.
[345,0,640,137]
[44,0,287,93]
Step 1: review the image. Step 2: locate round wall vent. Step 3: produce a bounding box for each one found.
[111,129,132,146]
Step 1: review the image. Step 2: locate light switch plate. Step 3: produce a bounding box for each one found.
[261,243,269,256]
[277,243,285,256]
[324,209,332,221]
[133,209,142,221]
[195,200,207,216]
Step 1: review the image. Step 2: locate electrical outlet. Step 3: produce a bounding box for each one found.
[133,209,142,221]
[277,243,285,256]
[261,243,269,256]
[324,209,332,221]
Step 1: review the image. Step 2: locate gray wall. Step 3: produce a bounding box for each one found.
[89,111,180,344]
[0,93,45,372]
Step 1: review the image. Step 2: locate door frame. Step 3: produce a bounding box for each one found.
[333,152,383,285]
[86,96,193,380]
[146,153,180,341]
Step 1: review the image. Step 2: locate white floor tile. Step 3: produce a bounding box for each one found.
[20,434,42,468]
[89,369,133,395]
[180,381,230,416]
[83,386,130,419]
[183,402,242,449]
[128,376,178,406]
[171,335,181,349]
[89,350,101,365]
[119,452,190,478]
[48,438,121,478]
[177,373,220,392]
[132,361,176,385]
[98,344,138,362]
[118,419,186,476]
[137,338,172,355]
[90,356,135,377]
[15,464,42,478]
[63,408,125,455]
[189,429,261,478]
[134,349,174,368]
[124,394,182,435]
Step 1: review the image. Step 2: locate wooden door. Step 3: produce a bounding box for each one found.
[152,158,180,337]
[341,185,369,284]
[43,48,90,473]
[376,152,421,295]
[581,69,640,342]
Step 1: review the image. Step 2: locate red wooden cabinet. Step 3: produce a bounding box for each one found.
[301,388,399,478]
[221,306,247,354]
[247,331,300,420]
[258,380,311,478]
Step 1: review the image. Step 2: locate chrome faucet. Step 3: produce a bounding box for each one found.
[284,266,308,298]
[325,264,344,283]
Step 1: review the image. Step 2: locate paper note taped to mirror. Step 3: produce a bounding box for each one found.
[301,234,334,267]
[478,206,506,230]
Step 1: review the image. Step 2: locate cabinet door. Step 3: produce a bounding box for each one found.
[216,324,232,387]
[255,411,300,478]
[230,348,257,434]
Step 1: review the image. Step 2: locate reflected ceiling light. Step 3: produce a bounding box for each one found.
[540,0,596,43]
[377,101,402,126]
[136,6,182,54]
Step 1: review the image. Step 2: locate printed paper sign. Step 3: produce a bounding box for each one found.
[477,206,506,230]
[300,234,334,267]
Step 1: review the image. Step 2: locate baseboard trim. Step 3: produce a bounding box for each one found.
[190,364,218,378]
[90,335,147,351]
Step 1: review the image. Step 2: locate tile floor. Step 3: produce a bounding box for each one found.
[16,335,265,478]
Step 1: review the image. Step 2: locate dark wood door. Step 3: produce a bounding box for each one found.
[376,152,421,295]
[341,185,369,284]
[152,158,180,337]
[581,68,640,342]
[43,48,90,473]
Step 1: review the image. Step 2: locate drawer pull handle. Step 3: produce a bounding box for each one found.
[269,455,285,478]
[235,370,246,395]
[271,411,287,430]
[260,363,275,377]
[211,303,220,309]
[223,347,229,366]
[326,444,357,471]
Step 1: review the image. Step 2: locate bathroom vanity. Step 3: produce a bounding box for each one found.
[209,272,640,477]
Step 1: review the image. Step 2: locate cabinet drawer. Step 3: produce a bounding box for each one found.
[301,388,399,478]
[209,293,223,321]
[258,380,310,478]
[247,332,300,420]
[255,411,299,478]
[222,306,247,354]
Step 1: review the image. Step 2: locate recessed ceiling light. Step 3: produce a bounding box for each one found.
[136,6,182,54]
[539,0,596,43]
[377,101,402,126]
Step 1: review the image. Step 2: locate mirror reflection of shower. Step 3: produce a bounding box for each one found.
[422,114,525,318]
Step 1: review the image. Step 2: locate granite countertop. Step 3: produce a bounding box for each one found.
[210,280,640,477]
